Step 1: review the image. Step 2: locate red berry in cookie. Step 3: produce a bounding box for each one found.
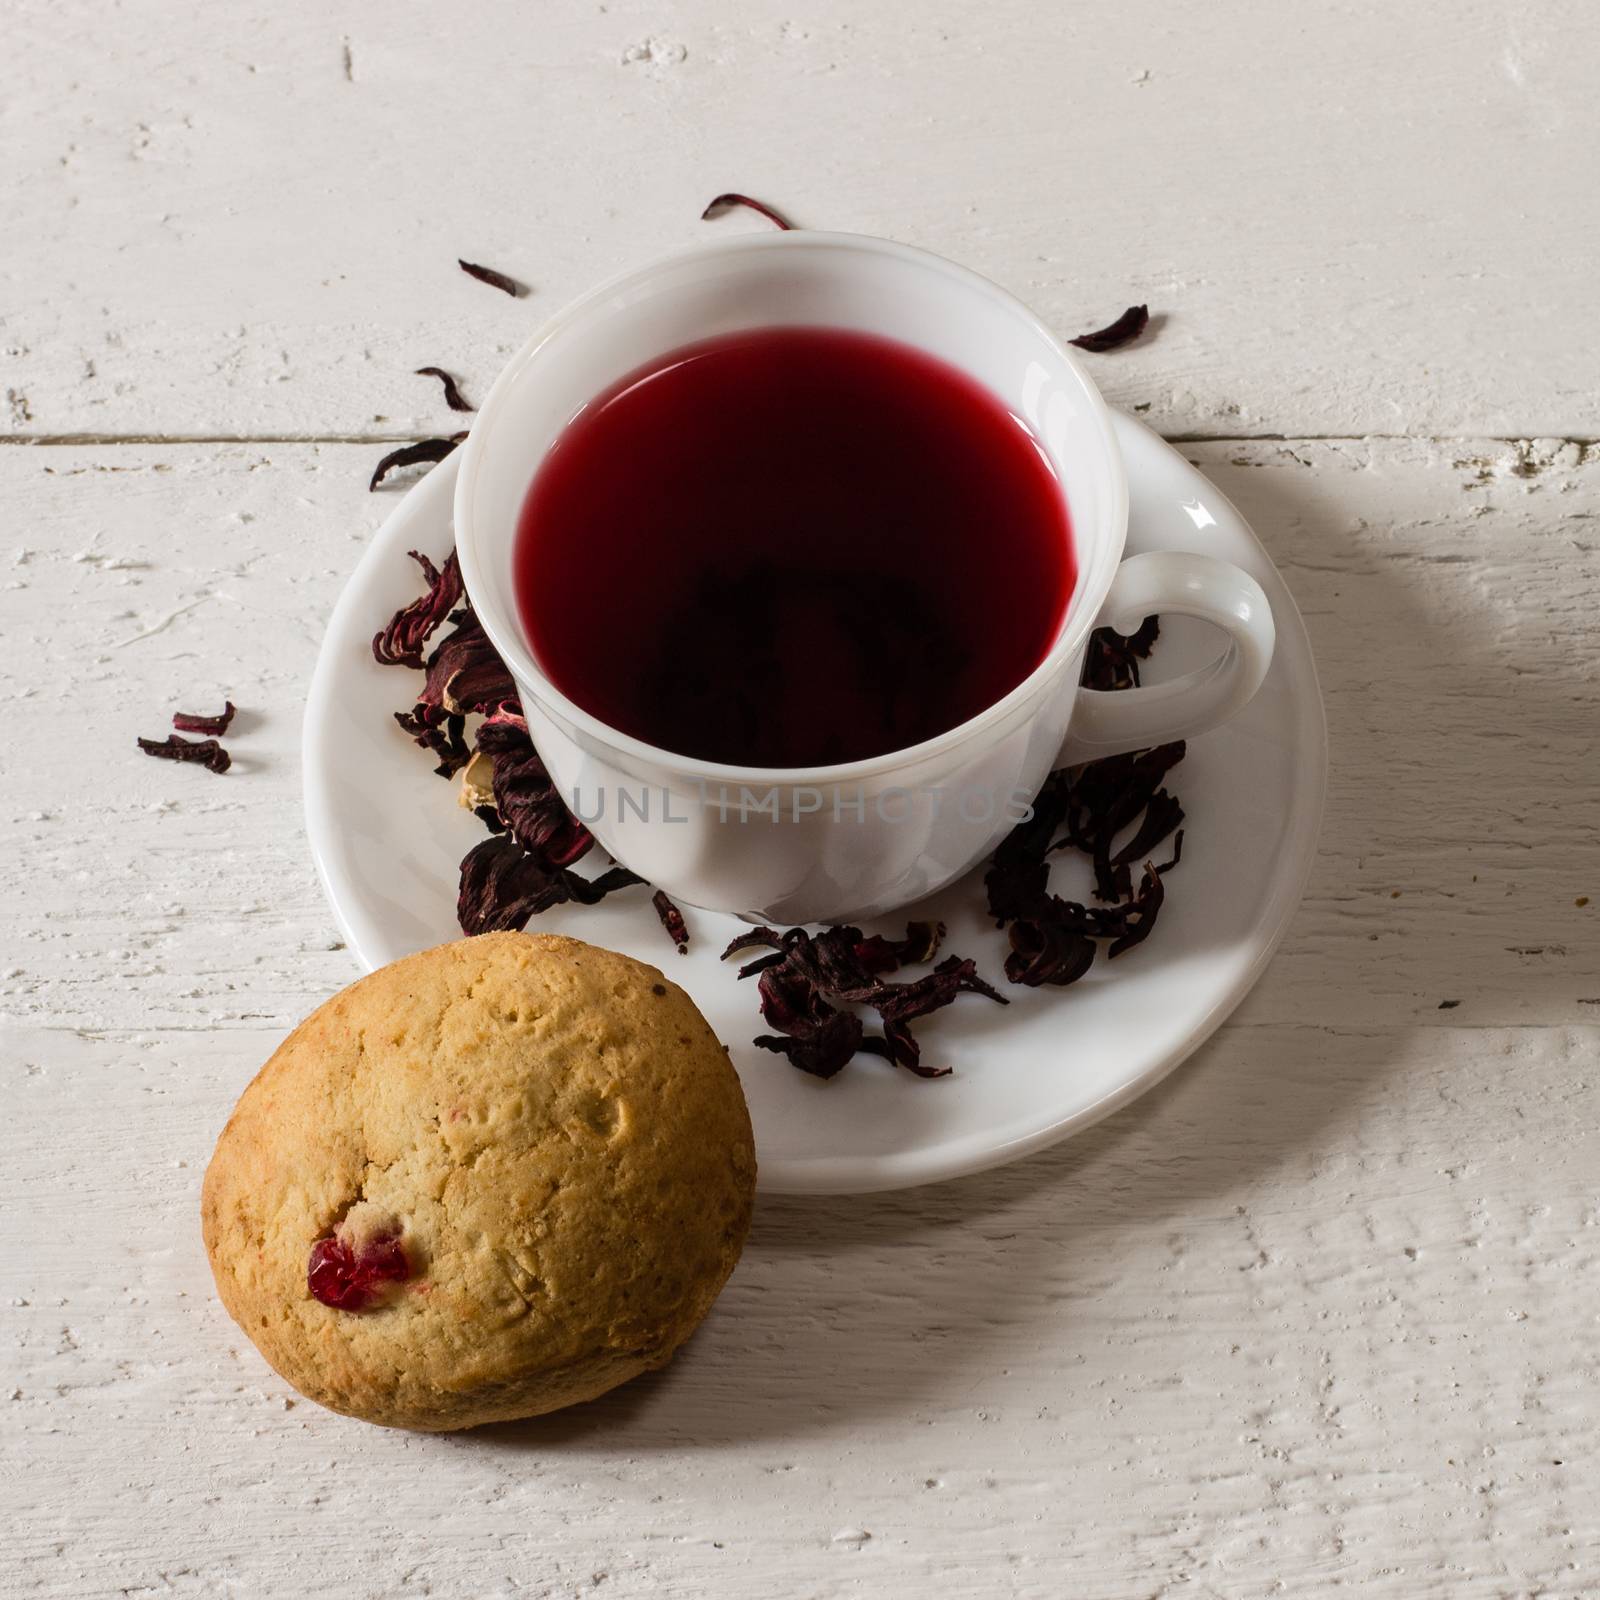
[307,1206,410,1311]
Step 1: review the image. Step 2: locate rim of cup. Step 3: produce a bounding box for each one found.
[454,229,1129,787]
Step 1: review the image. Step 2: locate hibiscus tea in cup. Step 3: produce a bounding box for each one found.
[514,327,1075,768]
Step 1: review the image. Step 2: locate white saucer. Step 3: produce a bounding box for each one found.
[304,412,1326,1195]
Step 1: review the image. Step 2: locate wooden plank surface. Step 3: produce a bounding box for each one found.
[7,1019,1598,1598]
[2,437,1597,1596]
[3,0,1598,443]
[5,0,1600,1593]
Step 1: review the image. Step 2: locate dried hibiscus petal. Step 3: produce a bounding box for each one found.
[652,890,689,954]
[996,854,1180,985]
[1069,304,1150,353]
[984,612,1188,989]
[1083,616,1160,692]
[1004,915,1097,988]
[1105,787,1184,888]
[458,258,525,297]
[986,770,1074,923]
[1062,742,1185,903]
[754,1007,863,1079]
[853,920,944,972]
[876,954,1005,1018]
[750,958,864,1079]
[1102,858,1170,958]
[372,544,650,937]
[457,835,642,936]
[394,610,518,777]
[700,193,794,230]
[369,434,465,492]
[475,704,593,866]
[724,922,1003,1080]
[984,656,1187,989]
[171,701,236,737]
[855,1030,950,1078]
[307,1229,409,1312]
[863,956,1005,1076]
[722,925,869,1002]
[396,708,471,778]
[372,550,463,668]
[419,611,517,718]
[414,366,474,412]
[136,733,230,774]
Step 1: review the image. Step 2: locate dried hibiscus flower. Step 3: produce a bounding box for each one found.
[376,552,656,936]
[723,923,1004,1079]
[400,710,471,778]
[413,611,516,719]
[1000,837,1180,986]
[1001,913,1096,989]
[982,616,1186,990]
[700,193,794,230]
[136,733,230,774]
[985,768,1074,925]
[853,920,944,971]
[1061,742,1186,904]
[457,258,525,297]
[171,701,236,737]
[414,366,474,412]
[369,434,466,492]
[1083,615,1160,691]
[393,608,517,778]
[864,957,1007,1076]
[372,550,463,668]
[1069,304,1150,353]
[458,835,642,935]
[474,703,594,866]
[652,890,689,954]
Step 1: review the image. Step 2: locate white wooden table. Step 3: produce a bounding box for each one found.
[4,3,1598,1594]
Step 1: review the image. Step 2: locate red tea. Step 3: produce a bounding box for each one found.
[514,327,1074,768]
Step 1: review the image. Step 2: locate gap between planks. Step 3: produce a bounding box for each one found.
[24,1020,1595,1041]
[3,431,1600,448]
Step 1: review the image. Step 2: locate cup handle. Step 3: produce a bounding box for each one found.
[1058,550,1276,765]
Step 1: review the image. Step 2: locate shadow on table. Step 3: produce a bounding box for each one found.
[468,444,1597,1454]
[466,1007,1395,1456]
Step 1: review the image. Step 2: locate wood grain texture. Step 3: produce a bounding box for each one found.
[7,1018,1599,1599]
[6,0,1600,1590]
[3,0,1598,443]
[2,438,1596,1596]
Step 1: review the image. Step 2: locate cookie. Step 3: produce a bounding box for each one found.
[201,932,755,1430]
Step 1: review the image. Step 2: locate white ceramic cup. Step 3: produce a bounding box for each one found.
[456,232,1275,925]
